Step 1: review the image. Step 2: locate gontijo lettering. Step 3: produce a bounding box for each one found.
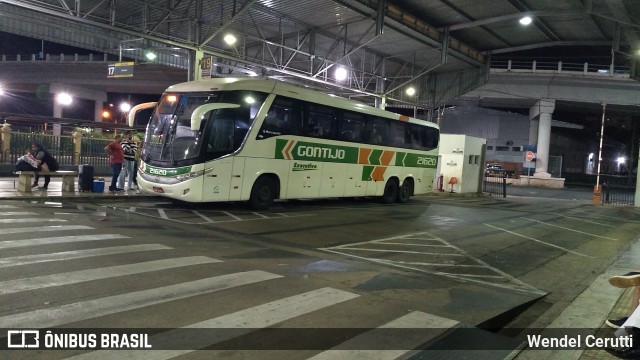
[297,146,345,160]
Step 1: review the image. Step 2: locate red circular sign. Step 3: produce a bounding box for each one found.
[525,151,535,161]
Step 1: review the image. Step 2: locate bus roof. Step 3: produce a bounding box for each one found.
[164,78,437,128]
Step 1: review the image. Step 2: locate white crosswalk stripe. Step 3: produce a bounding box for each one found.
[0,205,18,208]
[0,256,220,295]
[308,311,459,360]
[67,287,360,359]
[0,211,37,216]
[0,271,283,328]
[3,225,93,235]
[0,234,130,250]
[0,218,66,223]
[0,244,172,268]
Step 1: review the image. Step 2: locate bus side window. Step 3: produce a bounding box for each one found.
[341,111,365,142]
[366,117,389,145]
[306,104,335,139]
[257,98,296,140]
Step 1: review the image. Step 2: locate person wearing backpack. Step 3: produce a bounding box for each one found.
[118,132,138,191]
[30,142,59,190]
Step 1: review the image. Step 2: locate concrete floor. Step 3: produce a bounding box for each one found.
[0,182,637,359]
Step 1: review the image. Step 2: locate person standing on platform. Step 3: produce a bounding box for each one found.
[118,132,138,191]
[104,134,124,192]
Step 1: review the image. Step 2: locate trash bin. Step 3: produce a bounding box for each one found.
[92,179,105,193]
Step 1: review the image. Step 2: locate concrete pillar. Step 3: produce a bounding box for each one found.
[95,100,104,122]
[190,50,205,81]
[1,123,11,162]
[530,99,555,178]
[72,130,82,165]
[53,102,63,118]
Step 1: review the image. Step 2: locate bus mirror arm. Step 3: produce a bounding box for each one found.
[128,102,158,127]
[190,103,240,131]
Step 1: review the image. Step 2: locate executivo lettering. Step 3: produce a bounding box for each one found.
[292,163,318,171]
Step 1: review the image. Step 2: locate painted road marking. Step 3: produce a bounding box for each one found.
[0,218,66,224]
[157,209,169,219]
[484,223,593,258]
[0,212,37,216]
[0,205,17,209]
[556,214,617,228]
[252,212,269,218]
[68,287,360,359]
[2,225,93,235]
[0,234,130,250]
[308,311,459,359]
[0,256,220,296]
[223,211,242,221]
[193,210,215,223]
[0,271,283,328]
[337,248,465,256]
[0,244,172,268]
[322,232,543,295]
[523,217,618,241]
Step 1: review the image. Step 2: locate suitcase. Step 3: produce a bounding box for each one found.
[78,164,94,192]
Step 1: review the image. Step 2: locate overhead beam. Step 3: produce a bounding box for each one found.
[491,40,612,54]
[440,11,585,32]
[198,0,257,48]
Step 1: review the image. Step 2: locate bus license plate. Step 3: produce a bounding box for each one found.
[153,187,164,193]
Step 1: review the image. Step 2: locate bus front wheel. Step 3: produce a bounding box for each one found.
[250,176,276,211]
[397,179,413,203]
[380,179,398,204]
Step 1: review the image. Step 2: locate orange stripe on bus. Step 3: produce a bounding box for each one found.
[359,148,372,164]
[371,166,387,181]
[399,115,410,122]
[380,151,394,166]
[284,140,295,160]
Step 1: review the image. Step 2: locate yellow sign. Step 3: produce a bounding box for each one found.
[107,62,135,78]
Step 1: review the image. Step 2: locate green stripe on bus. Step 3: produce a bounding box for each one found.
[274,139,438,168]
[362,166,374,181]
[369,149,382,165]
[143,164,192,176]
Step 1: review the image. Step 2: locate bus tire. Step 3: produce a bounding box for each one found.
[249,176,276,211]
[397,179,413,203]
[380,179,398,204]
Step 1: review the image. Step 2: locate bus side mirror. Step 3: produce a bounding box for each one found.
[190,103,240,131]
[128,102,158,127]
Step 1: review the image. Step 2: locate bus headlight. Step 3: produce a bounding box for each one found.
[175,168,213,182]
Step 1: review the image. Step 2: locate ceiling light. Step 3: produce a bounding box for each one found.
[145,51,157,61]
[224,34,237,46]
[55,92,73,106]
[519,16,532,25]
[119,102,131,112]
[335,67,348,81]
[405,87,416,96]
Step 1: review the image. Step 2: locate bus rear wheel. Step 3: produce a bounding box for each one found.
[397,179,413,203]
[249,176,276,211]
[380,179,398,204]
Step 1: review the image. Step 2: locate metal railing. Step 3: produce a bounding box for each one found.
[8,133,110,167]
[490,60,630,78]
[600,175,635,206]
[484,171,507,197]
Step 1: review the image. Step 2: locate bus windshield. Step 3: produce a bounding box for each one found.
[144,91,267,166]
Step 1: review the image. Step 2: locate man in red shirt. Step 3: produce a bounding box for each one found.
[104,134,124,192]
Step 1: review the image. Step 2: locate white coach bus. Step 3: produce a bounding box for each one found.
[129,77,439,210]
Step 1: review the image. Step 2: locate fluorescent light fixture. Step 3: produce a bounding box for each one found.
[224,34,237,46]
[56,92,73,106]
[617,156,626,165]
[405,87,416,96]
[519,16,532,25]
[335,67,348,81]
[145,51,157,60]
[119,102,131,112]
